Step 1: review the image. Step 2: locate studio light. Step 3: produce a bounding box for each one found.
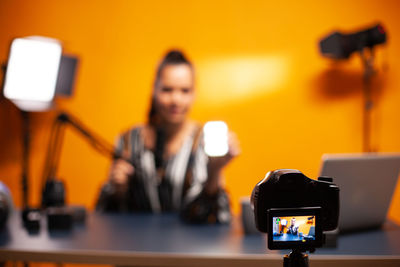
[319,23,387,60]
[3,36,63,111]
[203,121,229,157]
[1,36,78,230]
[318,23,388,152]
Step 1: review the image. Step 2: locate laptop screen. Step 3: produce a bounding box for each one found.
[320,153,400,232]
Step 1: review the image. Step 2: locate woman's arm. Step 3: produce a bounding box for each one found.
[96,130,136,212]
[204,132,240,195]
[181,131,240,223]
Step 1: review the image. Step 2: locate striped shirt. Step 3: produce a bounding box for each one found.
[96,125,231,224]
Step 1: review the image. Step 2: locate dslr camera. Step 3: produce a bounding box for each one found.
[251,169,339,251]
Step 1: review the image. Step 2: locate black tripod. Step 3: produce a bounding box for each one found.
[283,249,311,267]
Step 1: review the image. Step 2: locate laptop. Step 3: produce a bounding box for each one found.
[319,153,400,233]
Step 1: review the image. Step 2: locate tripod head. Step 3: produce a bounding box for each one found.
[284,249,310,267]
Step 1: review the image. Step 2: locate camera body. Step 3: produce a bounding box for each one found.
[251,169,339,250]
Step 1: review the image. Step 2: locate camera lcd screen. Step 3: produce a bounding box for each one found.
[267,207,322,250]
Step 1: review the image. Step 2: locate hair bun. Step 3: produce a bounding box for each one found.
[163,50,189,64]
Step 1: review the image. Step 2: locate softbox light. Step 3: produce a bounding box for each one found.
[3,36,62,111]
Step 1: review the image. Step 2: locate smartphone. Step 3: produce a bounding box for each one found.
[203,121,229,157]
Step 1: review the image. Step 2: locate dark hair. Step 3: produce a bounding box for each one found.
[148,50,193,125]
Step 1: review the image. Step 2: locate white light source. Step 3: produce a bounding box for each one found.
[3,36,62,111]
[203,121,229,157]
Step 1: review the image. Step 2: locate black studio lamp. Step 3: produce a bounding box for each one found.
[319,23,386,60]
[319,23,387,152]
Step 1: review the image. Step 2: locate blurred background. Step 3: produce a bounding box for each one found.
[0,0,399,225]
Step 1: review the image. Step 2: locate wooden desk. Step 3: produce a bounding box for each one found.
[0,212,399,267]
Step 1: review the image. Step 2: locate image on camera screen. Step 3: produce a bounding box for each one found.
[272,215,316,242]
[267,207,322,250]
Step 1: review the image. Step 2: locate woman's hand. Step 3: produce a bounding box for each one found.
[109,159,135,193]
[205,131,240,195]
[208,131,240,172]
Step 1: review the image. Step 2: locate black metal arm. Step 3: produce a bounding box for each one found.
[41,111,126,207]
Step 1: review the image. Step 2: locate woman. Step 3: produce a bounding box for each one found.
[97,50,239,223]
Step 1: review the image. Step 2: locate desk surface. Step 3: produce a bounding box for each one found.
[0,212,400,267]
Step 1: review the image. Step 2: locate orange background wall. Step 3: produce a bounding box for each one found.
[1,0,400,223]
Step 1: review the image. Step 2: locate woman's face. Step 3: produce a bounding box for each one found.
[154,64,195,125]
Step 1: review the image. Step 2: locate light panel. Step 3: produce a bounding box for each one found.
[3,36,62,111]
[203,121,229,157]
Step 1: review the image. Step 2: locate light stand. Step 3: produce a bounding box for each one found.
[21,111,30,209]
[20,111,42,232]
[319,23,387,152]
[360,48,375,152]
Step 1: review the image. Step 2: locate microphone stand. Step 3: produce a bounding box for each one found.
[41,111,123,208]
